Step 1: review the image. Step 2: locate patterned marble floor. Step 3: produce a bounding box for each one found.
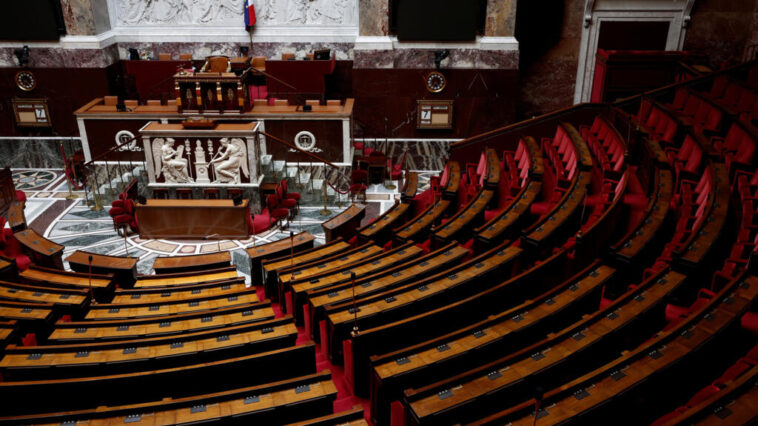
[9,169,436,285]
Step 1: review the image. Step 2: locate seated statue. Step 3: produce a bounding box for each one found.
[210,138,248,184]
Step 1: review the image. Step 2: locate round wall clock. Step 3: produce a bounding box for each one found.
[15,70,37,91]
[425,71,446,93]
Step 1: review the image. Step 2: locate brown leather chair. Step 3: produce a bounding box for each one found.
[104,96,118,106]
[306,99,320,106]
[251,56,266,72]
[124,100,139,110]
[146,100,162,106]
[274,99,288,106]
[201,56,231,73]
[158,53,172,61]
[305,53,314,60]
[281,53,295,60]
[326,99,341,106]
[179,53,193,61]
[253,99,268,108]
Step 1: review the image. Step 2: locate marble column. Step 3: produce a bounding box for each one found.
[359,0,389,36]
[485,0,517,37]
[60,0,101,36]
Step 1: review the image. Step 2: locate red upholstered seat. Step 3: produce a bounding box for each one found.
[281,179,300,201]
[15,190,26,202]
[0,217,31,271]
[267,194,289,228]
[350,169,368,203]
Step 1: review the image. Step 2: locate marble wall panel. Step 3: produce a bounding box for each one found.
[485,0,517,37]
[354,48,518,69]
[116,42,355,61]
[61,0,97,36]
[684,0,757,67]
[359,0,389,36]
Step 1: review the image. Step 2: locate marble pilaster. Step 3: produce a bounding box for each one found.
[61,0,98,36]
[485,0,517,37]
[359,0,389,36]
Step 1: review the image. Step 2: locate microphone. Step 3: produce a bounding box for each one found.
[532,386,545,426]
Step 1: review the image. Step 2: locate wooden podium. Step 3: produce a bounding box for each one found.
[135,199,250,239]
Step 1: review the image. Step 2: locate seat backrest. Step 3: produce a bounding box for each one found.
[124,100,138,109]
[251,56,266,69]
[267,194,278,209]
[274,99,288,106]
[327,99,341,106]
[306,99,320,106]
[179,53,193,61]
[146,100,161,106]
[104,96,118,106]
[282,53,295,60]
[253,99,268,108]
[158,53,171,61]
[206,56,229,73]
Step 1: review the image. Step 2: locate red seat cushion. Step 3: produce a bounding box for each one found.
[113,214,133,225]
[280,198,297,208]
[15,190,26,202]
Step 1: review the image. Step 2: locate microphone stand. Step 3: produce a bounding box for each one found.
[350,272,359,337]
[88,255,95,305]
[532,386,544,426]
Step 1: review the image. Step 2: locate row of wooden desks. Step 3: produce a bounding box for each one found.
[322,204,366,242]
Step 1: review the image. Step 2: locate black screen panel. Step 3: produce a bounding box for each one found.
[0,0,66,41]
[395,0,481,41]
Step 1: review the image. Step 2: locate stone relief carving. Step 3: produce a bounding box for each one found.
[118,0,245,26]
[152,138,194,183]
[115,0,355,26]
[210,138,249,183]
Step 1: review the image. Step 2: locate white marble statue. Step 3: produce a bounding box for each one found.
[152,138,194,183]
[210,138,248,183]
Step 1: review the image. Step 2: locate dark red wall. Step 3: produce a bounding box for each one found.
[0,67,113,136]
[264,119,345,163]
[352,68,518,139]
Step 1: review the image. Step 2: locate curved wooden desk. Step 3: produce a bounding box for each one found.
[135,199,250,239]
[13,229,63,269]
[322,204,366,242]
[152,252,231,275]
[65,250,138,287]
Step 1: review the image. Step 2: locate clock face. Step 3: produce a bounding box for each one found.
[425,71,446,93]
[15,71,36,92]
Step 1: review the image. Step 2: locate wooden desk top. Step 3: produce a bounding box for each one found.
[15,375,336,426]
[676,364,758,426]
[523,171,591,244]
[406,268,684,421]
[65,251,138,271]
[374,264,615,383]
[524,136,545,176]
[443,162,461,196]
[322,204,365,230]
[85,292,259,320]
[562,121,593,170]
[0,302,54,321]
[434,189,494,240]
[476,181,542,242]
[152,252,231,272]
[395,200,450,241]
[309,245,469,311]
[139,199,249,208]
[280,245,382,284]
[328,246,522,327]
[403,172,419,200]
[359,202,409,238]
[263,240,351,273]
[480,274,758,426]
[7,200,25,229]
[614,169,673,260]
[0,281,88,306]
[247,232,316,260]
[49,304,276,342]
[134,269,239,288]
[291,244,422,297]
[20,267,112,289]
[13,229,63,257]
[111,281,248,304]
[0,320,297,369]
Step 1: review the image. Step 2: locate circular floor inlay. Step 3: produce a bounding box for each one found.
[13,170,58,190]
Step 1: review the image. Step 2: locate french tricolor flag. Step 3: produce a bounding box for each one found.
[244,0,256,27]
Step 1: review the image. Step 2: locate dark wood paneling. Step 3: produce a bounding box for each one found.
[0,67,111,136]
[352,68,518,139]
[264,119,345,163]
